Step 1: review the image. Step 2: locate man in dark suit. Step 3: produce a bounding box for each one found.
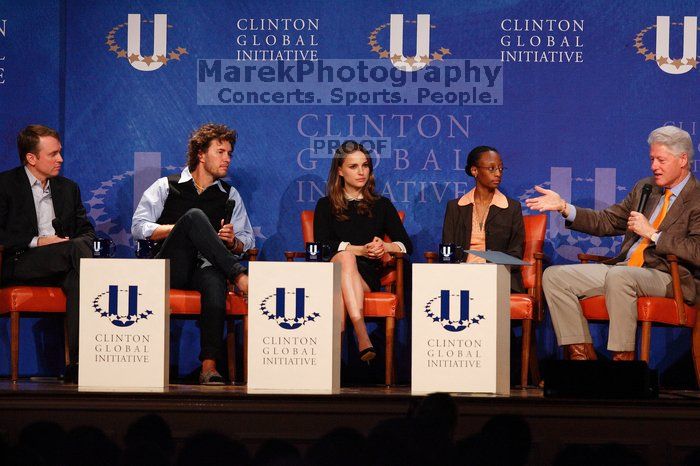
[526,126,699,360]
[0,125,95,382]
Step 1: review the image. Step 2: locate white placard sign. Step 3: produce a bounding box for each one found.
[412,263,510,394]
[248,262,341,393]
[79,259,169,389]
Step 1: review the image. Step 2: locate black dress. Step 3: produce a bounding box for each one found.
[313,196,413,291]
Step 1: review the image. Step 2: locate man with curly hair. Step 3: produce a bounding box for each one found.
[132,123,254,385]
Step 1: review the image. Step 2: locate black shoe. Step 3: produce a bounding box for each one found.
[63,364,79,384]
[359,347,377,363]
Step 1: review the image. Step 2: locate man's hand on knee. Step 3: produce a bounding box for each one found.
[234,273,248,294]
[37,235,69,247]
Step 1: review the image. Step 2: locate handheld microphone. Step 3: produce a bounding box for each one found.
[52,218,65,238]
[223,199,236,225]
[636,184,653,213]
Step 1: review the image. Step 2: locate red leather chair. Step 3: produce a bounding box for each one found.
[578,252,700,386]
[425,214,547,387]
[284,210,406,386]
[0,246,70,382]
[169,249,256,384]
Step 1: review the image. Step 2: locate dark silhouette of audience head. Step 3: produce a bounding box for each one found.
[254,438,302,466]
[306,427,366,466]
[176,430,250,466]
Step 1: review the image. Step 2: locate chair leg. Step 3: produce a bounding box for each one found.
[243,315,248,384]
[529,327,541,386]
[693,319,700,389]
[11,312,19,383]
[226,318,236,383]
[385,316,395,386]
[520,320,531,387]
[640,321,652,362]
[63,318,70,367]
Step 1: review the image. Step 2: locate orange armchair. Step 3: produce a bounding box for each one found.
[0,246,70,382]
[284,210,405,386]
[578,252,700,386]
[424,214,547,387]
[169,248,256,384]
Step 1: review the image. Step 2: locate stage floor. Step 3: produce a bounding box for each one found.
[2,381,700,465]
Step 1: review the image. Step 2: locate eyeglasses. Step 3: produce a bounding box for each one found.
[476,166,506,173]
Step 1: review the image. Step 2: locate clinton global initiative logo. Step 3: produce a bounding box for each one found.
[368,14,452,72]
[105,13,188,71]
[92,286,153,328]
[635,16,699,74]
[425,290,484,332]
[259,287,320,330]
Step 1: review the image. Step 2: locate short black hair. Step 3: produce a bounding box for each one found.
[465,145,499,177]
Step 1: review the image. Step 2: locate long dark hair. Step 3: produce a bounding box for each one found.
[326,141,379,221]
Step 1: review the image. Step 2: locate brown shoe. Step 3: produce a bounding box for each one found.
[612,351,635,361]
[565,343,597,361]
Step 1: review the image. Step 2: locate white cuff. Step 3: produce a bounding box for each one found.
[29,236,39,248]
[393,241,407,253]
[338,241,349,251]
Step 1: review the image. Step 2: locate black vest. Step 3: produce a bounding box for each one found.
[156,174,231,232]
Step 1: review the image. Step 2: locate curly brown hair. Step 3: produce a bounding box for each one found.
[186,123,238,171]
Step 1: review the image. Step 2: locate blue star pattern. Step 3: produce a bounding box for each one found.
[92,289,153,328]
[424,294,485,332]
[259,291,321,330]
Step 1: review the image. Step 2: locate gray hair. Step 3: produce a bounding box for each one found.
[647,125,694,163]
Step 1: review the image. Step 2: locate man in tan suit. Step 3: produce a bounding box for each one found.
[526,126,699,360]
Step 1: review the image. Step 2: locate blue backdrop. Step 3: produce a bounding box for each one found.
[1,0,699,384]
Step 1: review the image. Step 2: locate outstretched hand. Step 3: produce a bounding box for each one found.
[525,185,565,213]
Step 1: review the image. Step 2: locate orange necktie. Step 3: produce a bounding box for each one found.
[628,189,672,267]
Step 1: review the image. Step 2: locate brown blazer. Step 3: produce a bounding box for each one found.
[569,174,700,303]
[442,195,525,293]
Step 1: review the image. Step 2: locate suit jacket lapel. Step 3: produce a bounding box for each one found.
[50,177,64,219]
[458,204,473,247]
[658,175,696,230]
[17,167,39,233]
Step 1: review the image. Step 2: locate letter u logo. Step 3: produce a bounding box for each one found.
[441,245,452,256]
[308,244,318,256]
[389,14,431,72]
[441,290,469,332]
[108,285,139,327]
[276,287,305,330]
[655,16,698,75]
[127,14,167,71]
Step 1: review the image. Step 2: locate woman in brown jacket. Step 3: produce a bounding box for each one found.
[441,145,526,292]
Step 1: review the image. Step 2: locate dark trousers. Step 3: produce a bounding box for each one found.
[1,237,93,364]
[156,208,246,361]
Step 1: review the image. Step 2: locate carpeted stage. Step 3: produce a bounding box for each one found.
[1,381,700,465]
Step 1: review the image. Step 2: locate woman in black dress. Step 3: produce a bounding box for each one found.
[314,141,412,361]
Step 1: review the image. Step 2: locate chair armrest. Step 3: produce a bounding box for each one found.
[666,254,687,325]
[0,245,3,286]
[283,251,306,262]
[245,248,259,262]
[577,253,611,264]
[424,251,438,264]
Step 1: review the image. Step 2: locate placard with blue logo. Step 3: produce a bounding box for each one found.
[412,263,510,394]
[78,259,169,389]
[247,262,342,392]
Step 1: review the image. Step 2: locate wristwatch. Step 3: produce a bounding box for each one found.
[650,231,659,243]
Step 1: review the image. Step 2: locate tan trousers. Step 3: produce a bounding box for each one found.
[542,264,672,351]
